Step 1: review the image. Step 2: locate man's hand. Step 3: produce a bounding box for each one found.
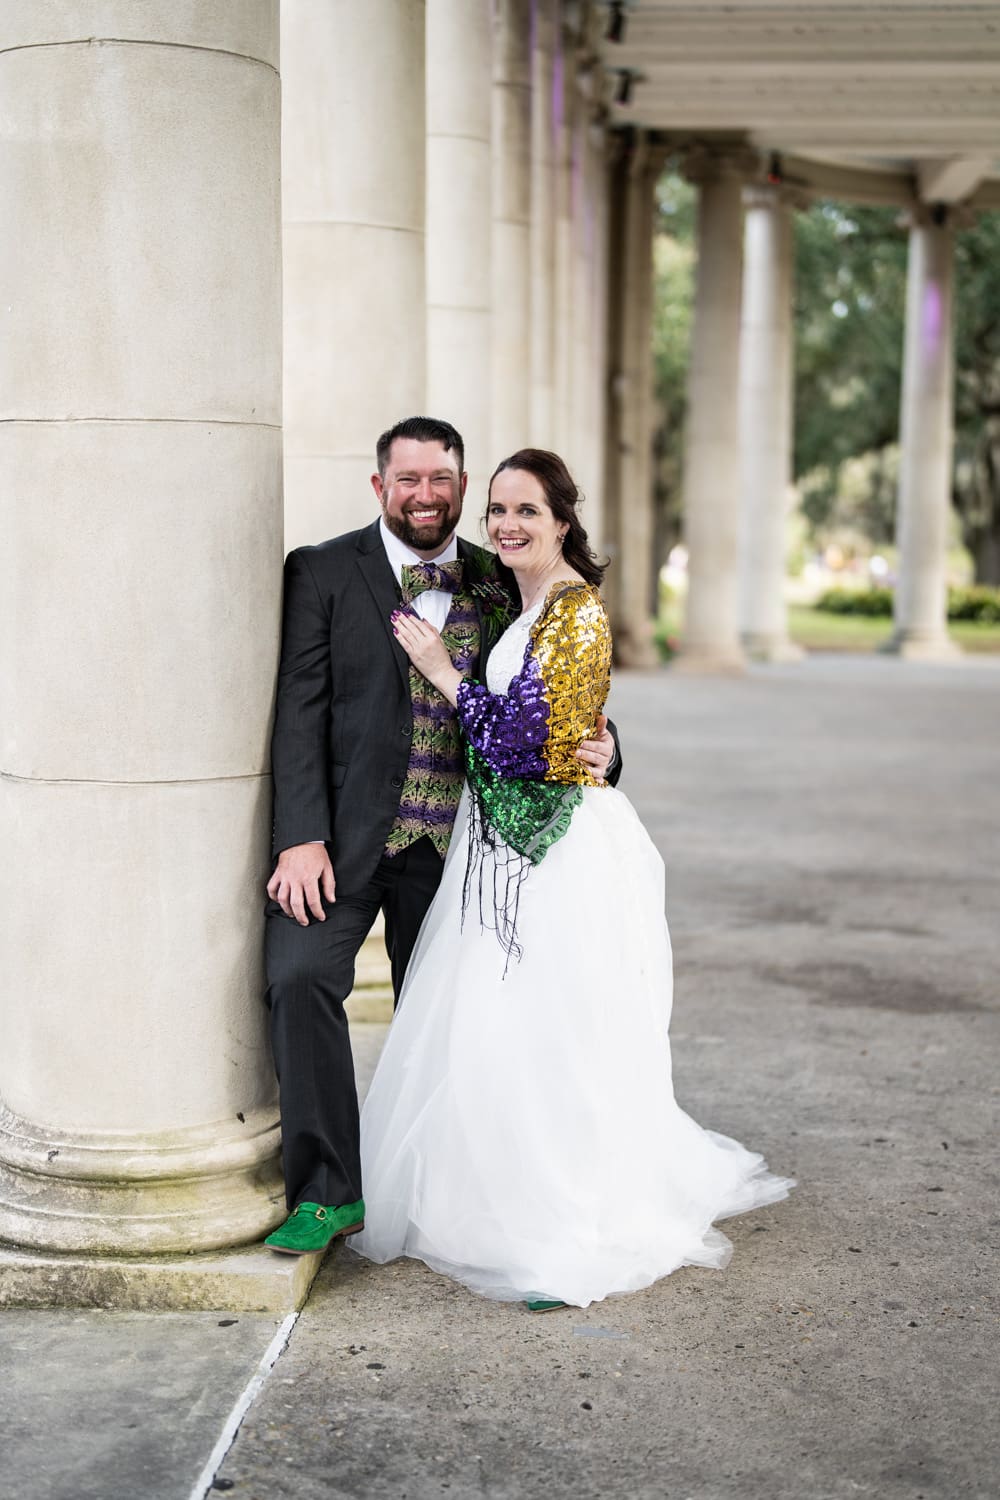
[576,713,615,782]
[267,843,336,926]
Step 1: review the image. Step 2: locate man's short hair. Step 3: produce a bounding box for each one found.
[376,416,465,478]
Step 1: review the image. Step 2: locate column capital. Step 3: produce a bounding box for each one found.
[743,181,809,215]
[622,128,669,183]
[681,141,759,187]
[901,201,975,232]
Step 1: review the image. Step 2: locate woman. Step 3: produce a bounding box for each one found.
[351,450,792,1309]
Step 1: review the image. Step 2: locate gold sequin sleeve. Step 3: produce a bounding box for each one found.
[529,582,612,786]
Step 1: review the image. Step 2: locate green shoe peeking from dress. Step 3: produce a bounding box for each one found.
[265,1199,365,1255]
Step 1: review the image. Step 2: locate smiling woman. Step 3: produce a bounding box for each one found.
[486,449,607,605]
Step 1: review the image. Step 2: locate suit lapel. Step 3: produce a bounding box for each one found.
[355,522,411,696]
[457,537,490,675]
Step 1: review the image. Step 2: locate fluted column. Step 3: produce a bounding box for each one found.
[553,27,576,458]
[491,0,532,461]
[0,3,283,1254]
[887,209,961,659]
[282,1,426,549]
[427,0,492,507]
[567,97,612,543]
[738,186,803,661]
[610,131,661,668]
[529,0,558,446]
[678,149,751,672]
[601,134,629,630]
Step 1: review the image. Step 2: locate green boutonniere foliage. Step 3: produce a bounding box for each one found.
[465,549,518,649]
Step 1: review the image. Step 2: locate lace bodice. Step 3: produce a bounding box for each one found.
[485,599,544,693]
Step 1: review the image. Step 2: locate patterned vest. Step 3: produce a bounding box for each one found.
[384,581,481,859]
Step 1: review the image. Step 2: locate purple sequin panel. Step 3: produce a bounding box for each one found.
[456,646,549,779]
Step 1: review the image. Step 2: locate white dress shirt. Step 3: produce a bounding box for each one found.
[379,518,459,633]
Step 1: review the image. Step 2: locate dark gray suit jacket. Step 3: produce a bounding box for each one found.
[270,519,620,894]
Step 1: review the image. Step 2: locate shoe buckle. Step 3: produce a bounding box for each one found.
[314,1207,328,1221]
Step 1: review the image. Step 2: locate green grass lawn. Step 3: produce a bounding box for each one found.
[658,602,1000,655]
[787,605,1000,654]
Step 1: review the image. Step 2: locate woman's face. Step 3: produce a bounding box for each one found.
[486,469,565,572]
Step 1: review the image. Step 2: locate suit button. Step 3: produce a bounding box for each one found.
[401,723,412,736]
[391,775,403,788]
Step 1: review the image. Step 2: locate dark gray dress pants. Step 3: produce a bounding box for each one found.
[264,835,444,1211]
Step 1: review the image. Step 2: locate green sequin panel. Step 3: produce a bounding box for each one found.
[465,743,582,867]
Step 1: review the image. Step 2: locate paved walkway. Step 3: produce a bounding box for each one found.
[4,656,998,1500]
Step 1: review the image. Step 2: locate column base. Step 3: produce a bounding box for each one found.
[879,631,963,662]
[741,632,805,663]
[0,1239,324,1313]
[613,616,662,670]
[615,641,661,670]
[673,643,746,675]
[0,1104,285,1256]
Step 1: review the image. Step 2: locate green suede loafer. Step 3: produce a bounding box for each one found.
[265,1199,365,1255]
[526,1299,567,1314]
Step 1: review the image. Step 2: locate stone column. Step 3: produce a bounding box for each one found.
[565,94,612,544]
[552,30,577,459]
[612,131,661,669]
[601,134,630,630]
[582,111,613,550]
[282,1,426,550]
[887,210,960,659]
[491,0,532,462]
[678,149,751,672]
[426,0,492,509]
[738,186,803,661]
[529,0,558,446]
[0,4,284,1254]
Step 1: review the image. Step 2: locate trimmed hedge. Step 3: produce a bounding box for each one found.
[816,584,1000,623]
[948,586,1000,623]
[817,587,893,616]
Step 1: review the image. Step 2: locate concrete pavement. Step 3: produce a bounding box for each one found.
[3,655,998,1500]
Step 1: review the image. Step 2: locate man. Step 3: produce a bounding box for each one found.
[263,417,620,1254]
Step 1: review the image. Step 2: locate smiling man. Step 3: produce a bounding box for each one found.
[261,416,621,1255]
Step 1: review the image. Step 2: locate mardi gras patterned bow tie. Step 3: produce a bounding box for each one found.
[400,559,464,604]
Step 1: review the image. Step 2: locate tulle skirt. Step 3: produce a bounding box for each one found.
[351,785,792,1307]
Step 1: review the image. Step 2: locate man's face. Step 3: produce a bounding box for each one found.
[371,438,467,557]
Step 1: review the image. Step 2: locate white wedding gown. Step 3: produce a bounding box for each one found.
[351,602,793,1307]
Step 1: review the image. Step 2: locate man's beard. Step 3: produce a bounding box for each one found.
[382,502,460,553]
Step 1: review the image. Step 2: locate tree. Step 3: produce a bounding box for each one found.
[792,203,907,544]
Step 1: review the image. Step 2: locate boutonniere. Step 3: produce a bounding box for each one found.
[466,554,517,647]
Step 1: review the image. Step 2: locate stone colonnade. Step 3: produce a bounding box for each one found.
[677,152,963,669]
[280,5,964,672]
[0,3,284,1254]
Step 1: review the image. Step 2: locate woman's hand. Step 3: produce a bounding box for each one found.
[391,610,462,705]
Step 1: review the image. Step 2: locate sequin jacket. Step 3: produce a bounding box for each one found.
[456,582,612,787]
